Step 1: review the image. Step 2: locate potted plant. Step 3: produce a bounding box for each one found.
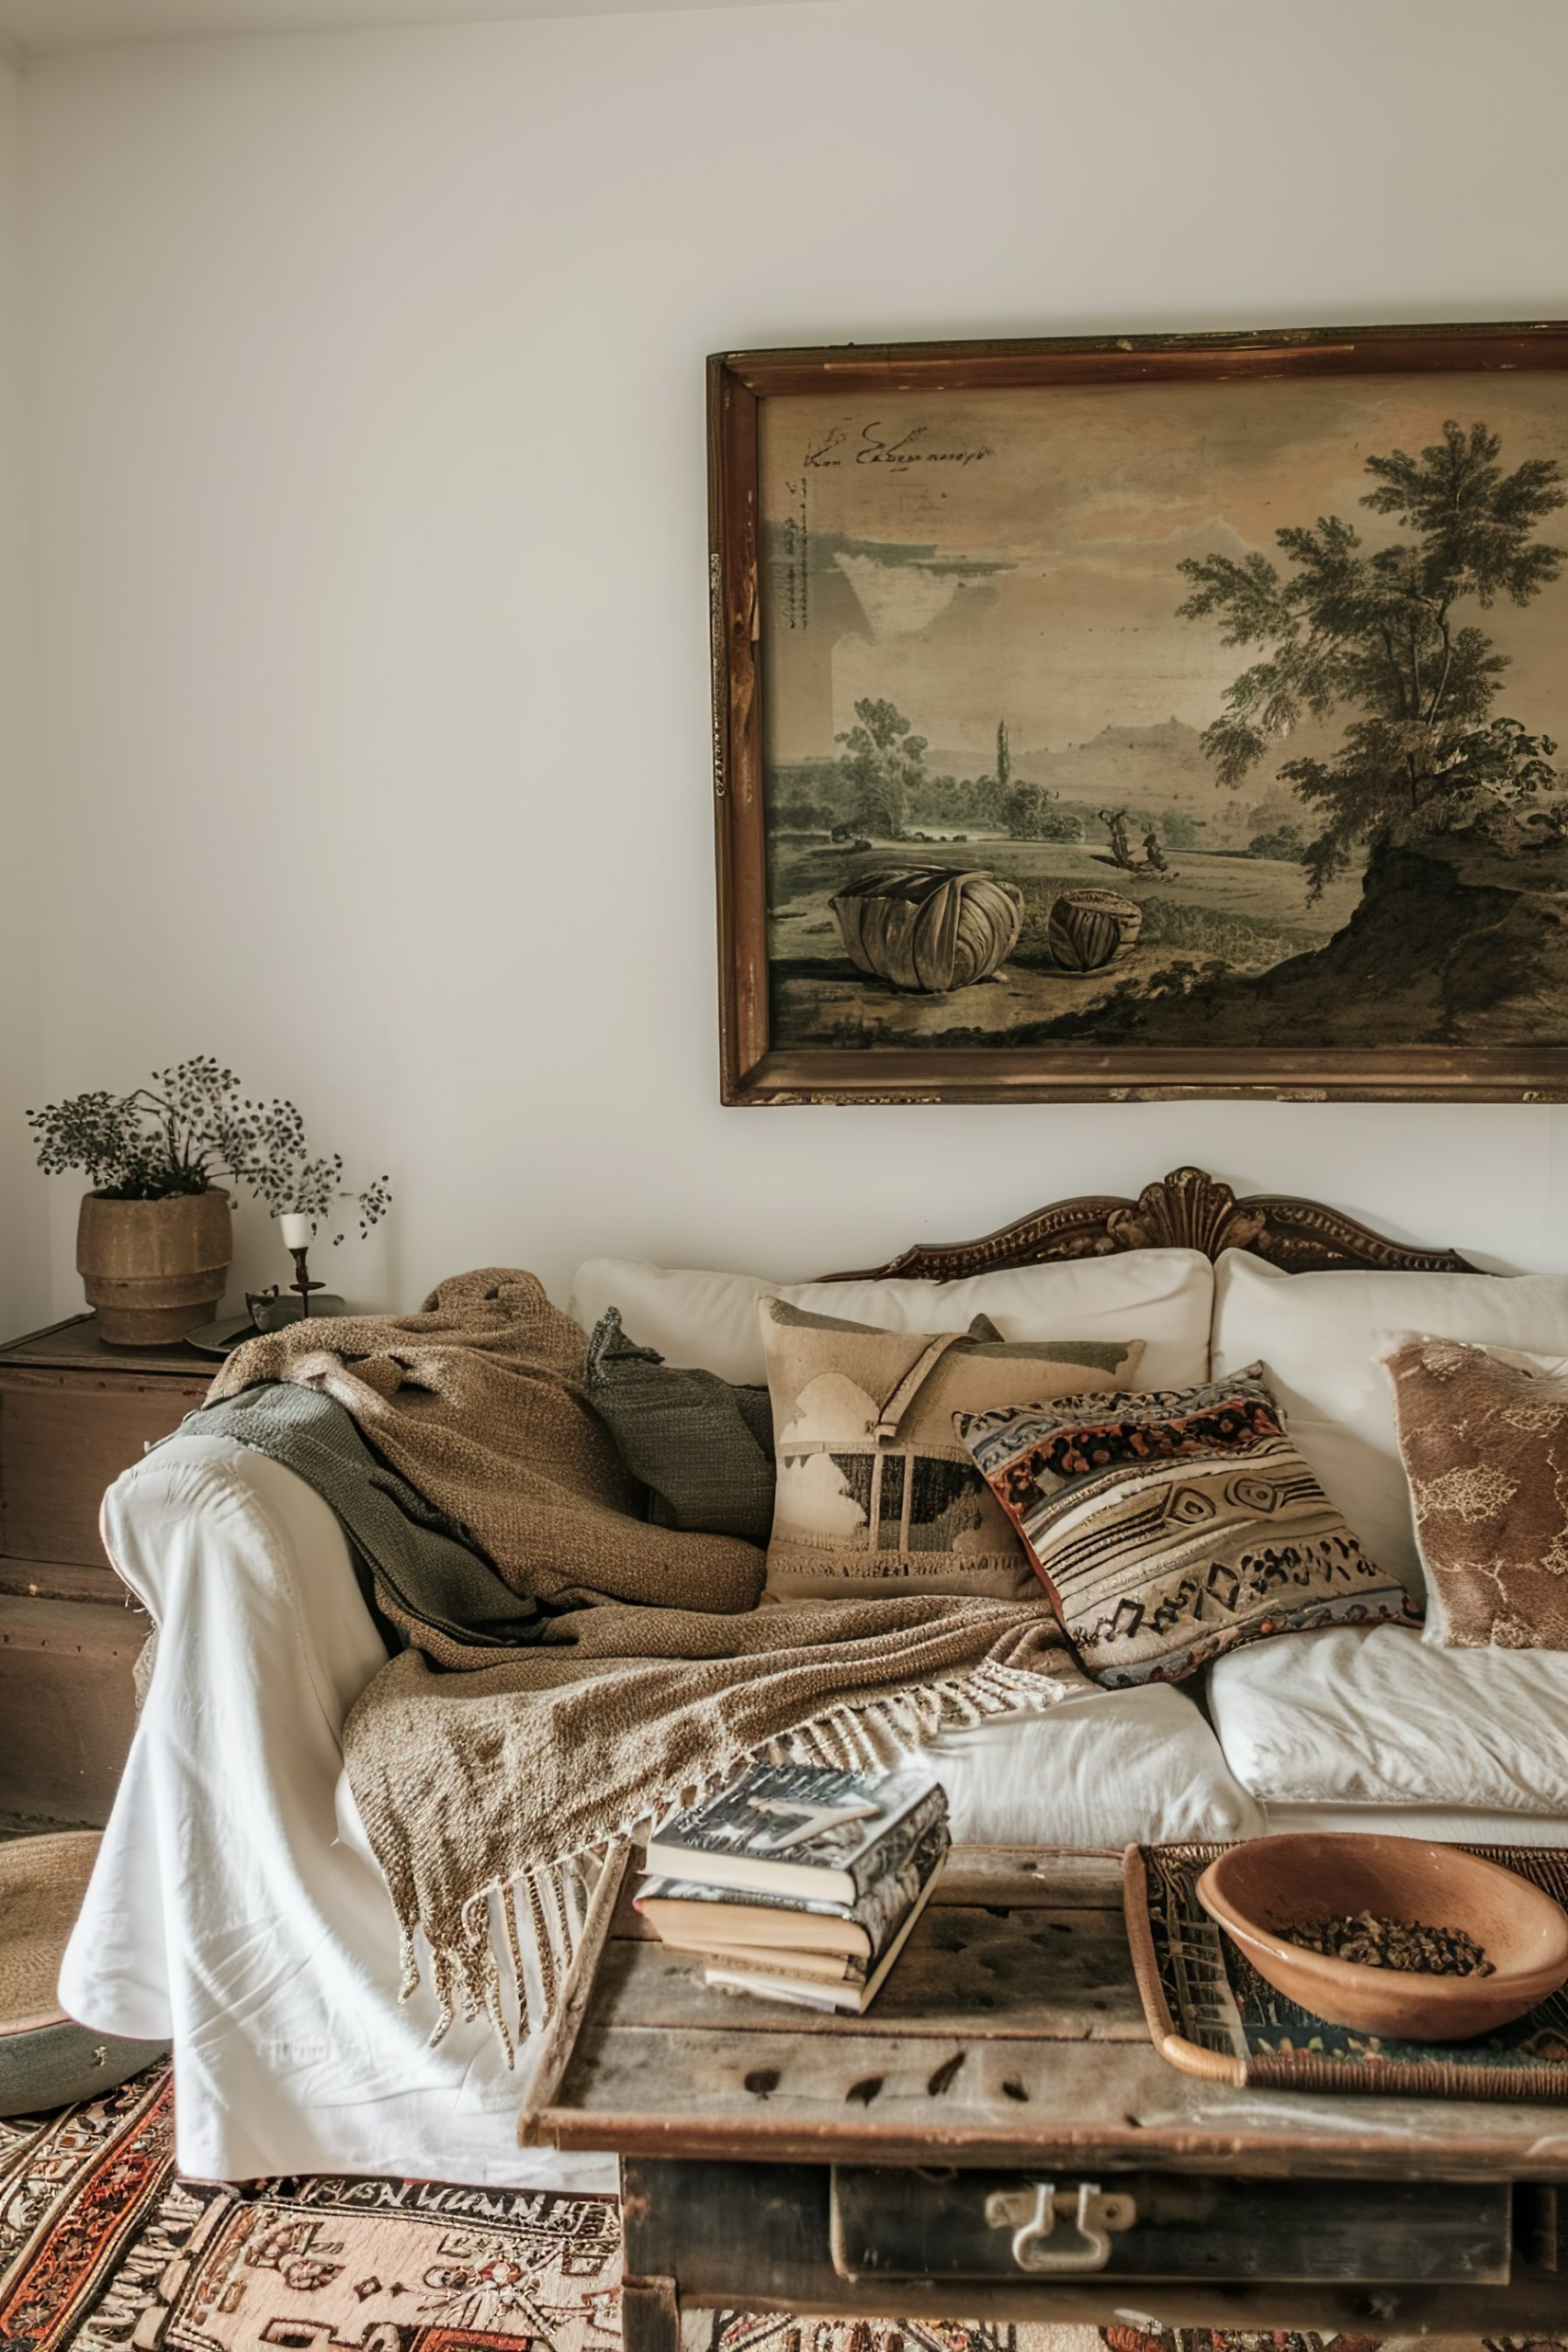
[28,1057,391,1346]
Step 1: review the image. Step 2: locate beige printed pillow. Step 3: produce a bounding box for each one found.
[757,1296,1145,1602]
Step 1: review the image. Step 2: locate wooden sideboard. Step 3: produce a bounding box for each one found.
[0,1316,211,1827]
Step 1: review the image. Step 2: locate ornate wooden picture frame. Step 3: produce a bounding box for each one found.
[709,322,1568,1104]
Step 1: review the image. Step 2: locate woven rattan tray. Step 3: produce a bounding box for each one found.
[1125,1839,1568,2098]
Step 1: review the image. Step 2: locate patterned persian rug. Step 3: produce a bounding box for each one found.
[0,2062,1560,2352]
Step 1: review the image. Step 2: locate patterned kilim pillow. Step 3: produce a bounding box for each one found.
[757,1296,1145,1602]
[956,1366,1416,1685]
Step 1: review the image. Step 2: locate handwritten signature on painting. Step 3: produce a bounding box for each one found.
[805,422,993,471]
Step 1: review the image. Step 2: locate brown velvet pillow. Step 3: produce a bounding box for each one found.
[1387,1335,1568,1648]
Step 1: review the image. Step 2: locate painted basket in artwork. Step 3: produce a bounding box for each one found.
[830,865,1024,994]
[1045,887,1144,972]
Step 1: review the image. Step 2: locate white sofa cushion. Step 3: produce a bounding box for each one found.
[1208,1622,1568,1816]
[568,1247,1215,1389]
[926,1680,1264,1848]
[1211,1248,1568,1599]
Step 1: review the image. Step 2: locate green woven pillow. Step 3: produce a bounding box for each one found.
[586,1308,776,1545]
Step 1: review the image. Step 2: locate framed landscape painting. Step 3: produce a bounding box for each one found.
[708,322,1568,1102]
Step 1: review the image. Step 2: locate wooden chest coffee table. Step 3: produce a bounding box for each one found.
[522,1846,1568,2336]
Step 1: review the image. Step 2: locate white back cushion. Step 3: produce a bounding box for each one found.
[1212,1249,1568,1599]
[928,1680,1263,1848]
[1210,1622,1568,1815]
[568,1259,774,1382]
[568,1247,1215,1388]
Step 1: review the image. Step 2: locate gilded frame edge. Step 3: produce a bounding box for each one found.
[708,321,1568,1106]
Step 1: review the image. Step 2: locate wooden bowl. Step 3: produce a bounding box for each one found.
[1195,1834,1568,2042]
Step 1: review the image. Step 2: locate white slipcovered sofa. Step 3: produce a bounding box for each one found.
[60,1214,1568,2188]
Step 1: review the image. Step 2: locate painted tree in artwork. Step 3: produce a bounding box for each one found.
[835,697,928,838]
[1177,420,1568,897]
[996,719,1011,791]
[1002,779,1047,838]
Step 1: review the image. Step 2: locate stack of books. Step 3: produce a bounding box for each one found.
[636,1760,950,2013]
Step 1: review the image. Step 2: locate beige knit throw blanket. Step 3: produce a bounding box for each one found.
[209,1270,1082,2054]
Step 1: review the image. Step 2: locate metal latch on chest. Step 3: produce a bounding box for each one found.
[984,2180,1137,2273]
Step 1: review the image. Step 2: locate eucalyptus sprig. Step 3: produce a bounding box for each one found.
[28,1056,391,1245]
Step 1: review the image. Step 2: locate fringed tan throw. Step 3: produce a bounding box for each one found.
[208,1269,768,1618]
[345,1595,1076,2055]
[209,1271,1086,2058]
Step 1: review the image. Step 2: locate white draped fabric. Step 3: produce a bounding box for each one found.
[59,1434,617,2188]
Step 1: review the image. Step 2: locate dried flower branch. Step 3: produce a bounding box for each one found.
[28,1056,392,1245]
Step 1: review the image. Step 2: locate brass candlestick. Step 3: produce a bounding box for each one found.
[288,1245,325,1318]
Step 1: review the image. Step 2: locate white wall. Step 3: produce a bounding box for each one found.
[0,51,47,1340]
[17,0,1568,1317]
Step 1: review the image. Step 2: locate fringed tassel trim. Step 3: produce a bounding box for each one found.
[402,1654,1059,2058]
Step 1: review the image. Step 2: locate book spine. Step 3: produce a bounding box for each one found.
[856,1818,950,1962]
[846,1783,950,1903]
[705,1863,942,2015]
[657,1937,859,1984]
[715,1953,856,1989]
[635,1877,854,1923]
[706,1972,842,2013]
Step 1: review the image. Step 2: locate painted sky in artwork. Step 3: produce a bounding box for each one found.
[757,369,1568,768]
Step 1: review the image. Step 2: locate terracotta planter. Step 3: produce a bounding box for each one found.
[75,1188,232,1347]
